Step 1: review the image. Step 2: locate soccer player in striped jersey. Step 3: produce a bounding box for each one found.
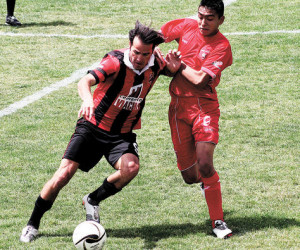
[20,21,181,243]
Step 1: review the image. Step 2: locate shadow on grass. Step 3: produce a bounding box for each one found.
[37,215,299,249]
[5,21,76,28]
[226,215,300,235]
[106,222,207,249]
[105,215,299,249]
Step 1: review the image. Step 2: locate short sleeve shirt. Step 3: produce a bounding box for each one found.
[87,49,165,134]
[161,18,232,100]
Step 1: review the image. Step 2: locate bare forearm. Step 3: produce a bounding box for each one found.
[77,74,96,119]
[179,63,211,89]
[78,77,93,102]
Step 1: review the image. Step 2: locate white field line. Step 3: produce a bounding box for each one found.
[1,29,299,41]
[225,30,300,35]
[224,0,238,6]
[0,62,100,118]
[0,32,127,39]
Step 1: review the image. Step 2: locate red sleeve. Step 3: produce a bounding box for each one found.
[89,54,120,84]
[201,43,232,79]
[160,19,186,43]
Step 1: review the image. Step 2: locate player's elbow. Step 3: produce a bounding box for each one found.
[194,72,211,87]
[78,74,96,89]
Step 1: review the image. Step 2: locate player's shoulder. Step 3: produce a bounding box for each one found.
[106,48,126,61]
[185,18,198,26]
[210,32,232,52]
[103,48,127,69]
[163,18,197,29]
[180,18,198,30]
[216,32,231,45]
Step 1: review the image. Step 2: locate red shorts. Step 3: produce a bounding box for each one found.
[168,96,220,171]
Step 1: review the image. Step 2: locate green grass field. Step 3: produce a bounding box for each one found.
[0,0,299,249]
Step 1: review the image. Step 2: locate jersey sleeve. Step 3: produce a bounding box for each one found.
[201,43,232,79]
[160,19,186,43]
[88,54,120,84]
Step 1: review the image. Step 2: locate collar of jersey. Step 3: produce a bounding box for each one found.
[124,49,155,75]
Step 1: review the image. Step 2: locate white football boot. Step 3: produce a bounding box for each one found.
[20,225,38,242]
[82,194,100,223]
[212,220,233,239]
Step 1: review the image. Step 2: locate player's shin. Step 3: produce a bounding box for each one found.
[27,195,53,229]
[201,172,224,224]
[88,178,122,205]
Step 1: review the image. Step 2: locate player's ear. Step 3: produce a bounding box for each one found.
[219,16,225,25]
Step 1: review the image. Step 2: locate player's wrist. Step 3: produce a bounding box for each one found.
[179,62,186,73]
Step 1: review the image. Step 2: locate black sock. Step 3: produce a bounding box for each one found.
[27,195,53,229]
[6,0,16,16]
[88,178,121,205]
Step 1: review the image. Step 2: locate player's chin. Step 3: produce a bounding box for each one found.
[199,28,209,35]
[134,64,144,70]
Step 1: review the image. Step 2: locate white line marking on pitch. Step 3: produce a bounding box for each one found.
[1,29,298,40]
[0,62,99,118]
[225,30,300,35]
[0,32,127,39]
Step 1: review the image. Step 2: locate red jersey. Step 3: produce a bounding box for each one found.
[161,18,232,100]
[87,48,165,134]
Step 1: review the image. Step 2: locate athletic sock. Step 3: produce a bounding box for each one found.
[202,172,224,225]
[27,195,53,229]
[88,178,121,205]
[6,0,16,16]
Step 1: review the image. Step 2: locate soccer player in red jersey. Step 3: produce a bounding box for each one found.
[160,0,233,238]
[20,21,181,243]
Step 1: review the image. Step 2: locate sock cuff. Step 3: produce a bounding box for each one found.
[36,195,53,211]
[202,172,220,186]
[103,178,122,195]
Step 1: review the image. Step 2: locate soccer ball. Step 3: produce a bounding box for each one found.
[72,221,107,250]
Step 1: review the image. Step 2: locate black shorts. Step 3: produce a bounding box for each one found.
[63,118,139,172]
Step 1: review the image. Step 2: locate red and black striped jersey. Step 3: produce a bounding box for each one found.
[86,48,165,134]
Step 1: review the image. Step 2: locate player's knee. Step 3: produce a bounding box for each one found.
[126,161,139,178]
[183,177,196,185]
[197,160,214,178]
[52,164,76,190]
[181,172,199,184]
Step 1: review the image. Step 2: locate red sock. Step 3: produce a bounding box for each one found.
[202,172,224,226]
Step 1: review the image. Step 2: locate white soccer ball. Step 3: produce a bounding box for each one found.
[72,221,107,250]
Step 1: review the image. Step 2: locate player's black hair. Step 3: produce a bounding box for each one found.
[199,0,224,18]
[129,20,165,49]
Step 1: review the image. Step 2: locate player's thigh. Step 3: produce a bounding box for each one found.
[169,113,197,171]
[105,132,139,170]
[63,122,104,172]
[193,102,220,145]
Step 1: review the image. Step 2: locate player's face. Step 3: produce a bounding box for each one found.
[197,6,224,37]
[129,36,153,70]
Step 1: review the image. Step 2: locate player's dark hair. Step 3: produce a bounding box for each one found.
[129,20,165,49]
[199,0,224,18]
